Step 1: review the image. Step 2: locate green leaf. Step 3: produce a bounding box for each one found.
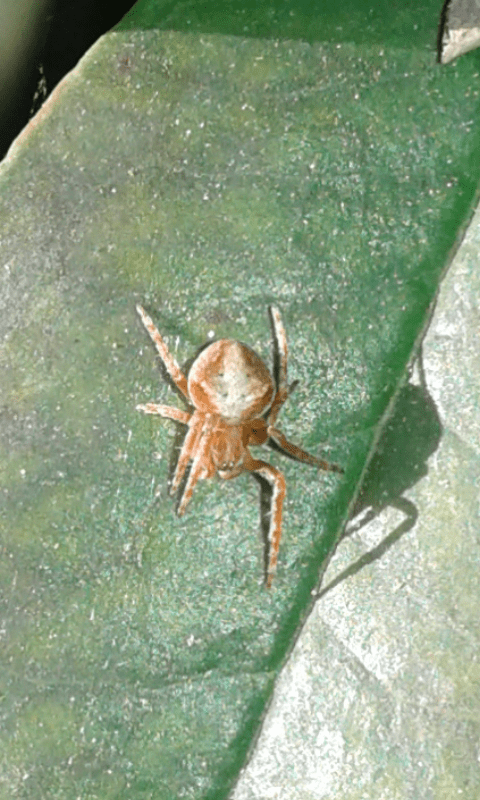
[1,2,479,798]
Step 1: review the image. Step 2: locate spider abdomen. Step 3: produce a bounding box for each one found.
[188,340,274,422]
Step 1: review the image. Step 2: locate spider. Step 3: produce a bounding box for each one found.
[136,304,343,587]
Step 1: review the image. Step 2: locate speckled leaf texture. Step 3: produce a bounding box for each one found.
[1,1,479,798]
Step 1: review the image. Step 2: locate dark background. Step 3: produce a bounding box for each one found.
[0,0,136,161]
[1,0,452,162]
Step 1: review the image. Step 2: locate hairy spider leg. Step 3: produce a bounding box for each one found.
[136,305,190,401]
[136,403,191,425]
[244,452,286,589]
[268,427,344,474]
[267,307,344,475]
[177,416,215,516]
[171,413,205,495]
[268,305,289,426]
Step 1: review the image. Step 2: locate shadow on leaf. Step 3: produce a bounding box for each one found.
[317,348,442,599]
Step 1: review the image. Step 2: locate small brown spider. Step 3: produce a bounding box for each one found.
[136,304,343,587]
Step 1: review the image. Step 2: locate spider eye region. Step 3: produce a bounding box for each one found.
[188,339,274,421]
[245,419,268,446]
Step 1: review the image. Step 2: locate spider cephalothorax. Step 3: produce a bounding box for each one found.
[136,304,342,587]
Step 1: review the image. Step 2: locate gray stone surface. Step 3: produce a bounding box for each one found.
[232,211,480,798]
[440,0,480,62]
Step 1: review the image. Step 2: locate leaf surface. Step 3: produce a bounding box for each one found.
[1,2,479,797]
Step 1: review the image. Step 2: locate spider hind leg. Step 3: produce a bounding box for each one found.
[136,305,190,401]
[268,305,289,427]
[136,403,191,425]
[268,427,344,473]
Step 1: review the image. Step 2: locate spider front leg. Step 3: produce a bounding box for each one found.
[176,415,215,515]
[266,307,343,474]
[244,452,286,588]
[170,413,206,498]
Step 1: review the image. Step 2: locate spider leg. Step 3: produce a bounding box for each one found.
[136,305,190,401]
[136,403,191,425]
[268,306,289,426]
[170,413,205,495]
[244,452,286,588]
[177,418,215,516]
[268,426,344,473]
